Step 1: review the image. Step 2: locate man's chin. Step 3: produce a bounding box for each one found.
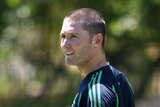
[65,60,77,66]
[65,60,73,65]
[66,62,76,66]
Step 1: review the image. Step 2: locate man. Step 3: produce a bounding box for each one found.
[60,8,135,107]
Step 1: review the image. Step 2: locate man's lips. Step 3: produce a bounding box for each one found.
[63,48,75,56]
[65,52,74,56]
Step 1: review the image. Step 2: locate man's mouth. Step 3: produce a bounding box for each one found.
[65,52,74,56]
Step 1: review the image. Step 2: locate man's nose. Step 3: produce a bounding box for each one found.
[61,38,71,49]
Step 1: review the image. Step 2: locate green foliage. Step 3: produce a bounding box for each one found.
[0,0,160,106]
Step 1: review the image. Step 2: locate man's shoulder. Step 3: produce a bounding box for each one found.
[108,65,128,83]
[108,66,123,77]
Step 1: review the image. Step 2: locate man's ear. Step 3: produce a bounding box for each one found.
[93,33,103,47]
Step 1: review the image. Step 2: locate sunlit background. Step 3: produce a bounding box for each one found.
[0,0,160,107]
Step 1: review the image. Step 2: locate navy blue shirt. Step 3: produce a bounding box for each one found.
[72,65,135,107]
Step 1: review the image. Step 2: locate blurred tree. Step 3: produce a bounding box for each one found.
[0,0,160,106]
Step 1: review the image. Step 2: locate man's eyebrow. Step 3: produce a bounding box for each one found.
[60,29,80,37]
[68,32,77,35]
[62,32,79,36]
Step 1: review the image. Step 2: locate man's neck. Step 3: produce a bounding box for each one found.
[78,54,107,78]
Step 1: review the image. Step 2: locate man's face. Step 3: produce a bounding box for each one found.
[60,20,94,66]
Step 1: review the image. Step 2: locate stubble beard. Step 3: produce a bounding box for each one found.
[65,49,92,67]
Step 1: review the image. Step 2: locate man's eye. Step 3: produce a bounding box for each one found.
[70,35,77,38]
[61,34,66,39]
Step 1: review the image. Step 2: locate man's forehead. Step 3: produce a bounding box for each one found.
[62,19,82,27]
[61,20,83,33]
[62,20,74,29]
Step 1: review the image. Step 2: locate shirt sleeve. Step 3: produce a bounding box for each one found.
[78,84,117,107]
[118,73,135,107]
